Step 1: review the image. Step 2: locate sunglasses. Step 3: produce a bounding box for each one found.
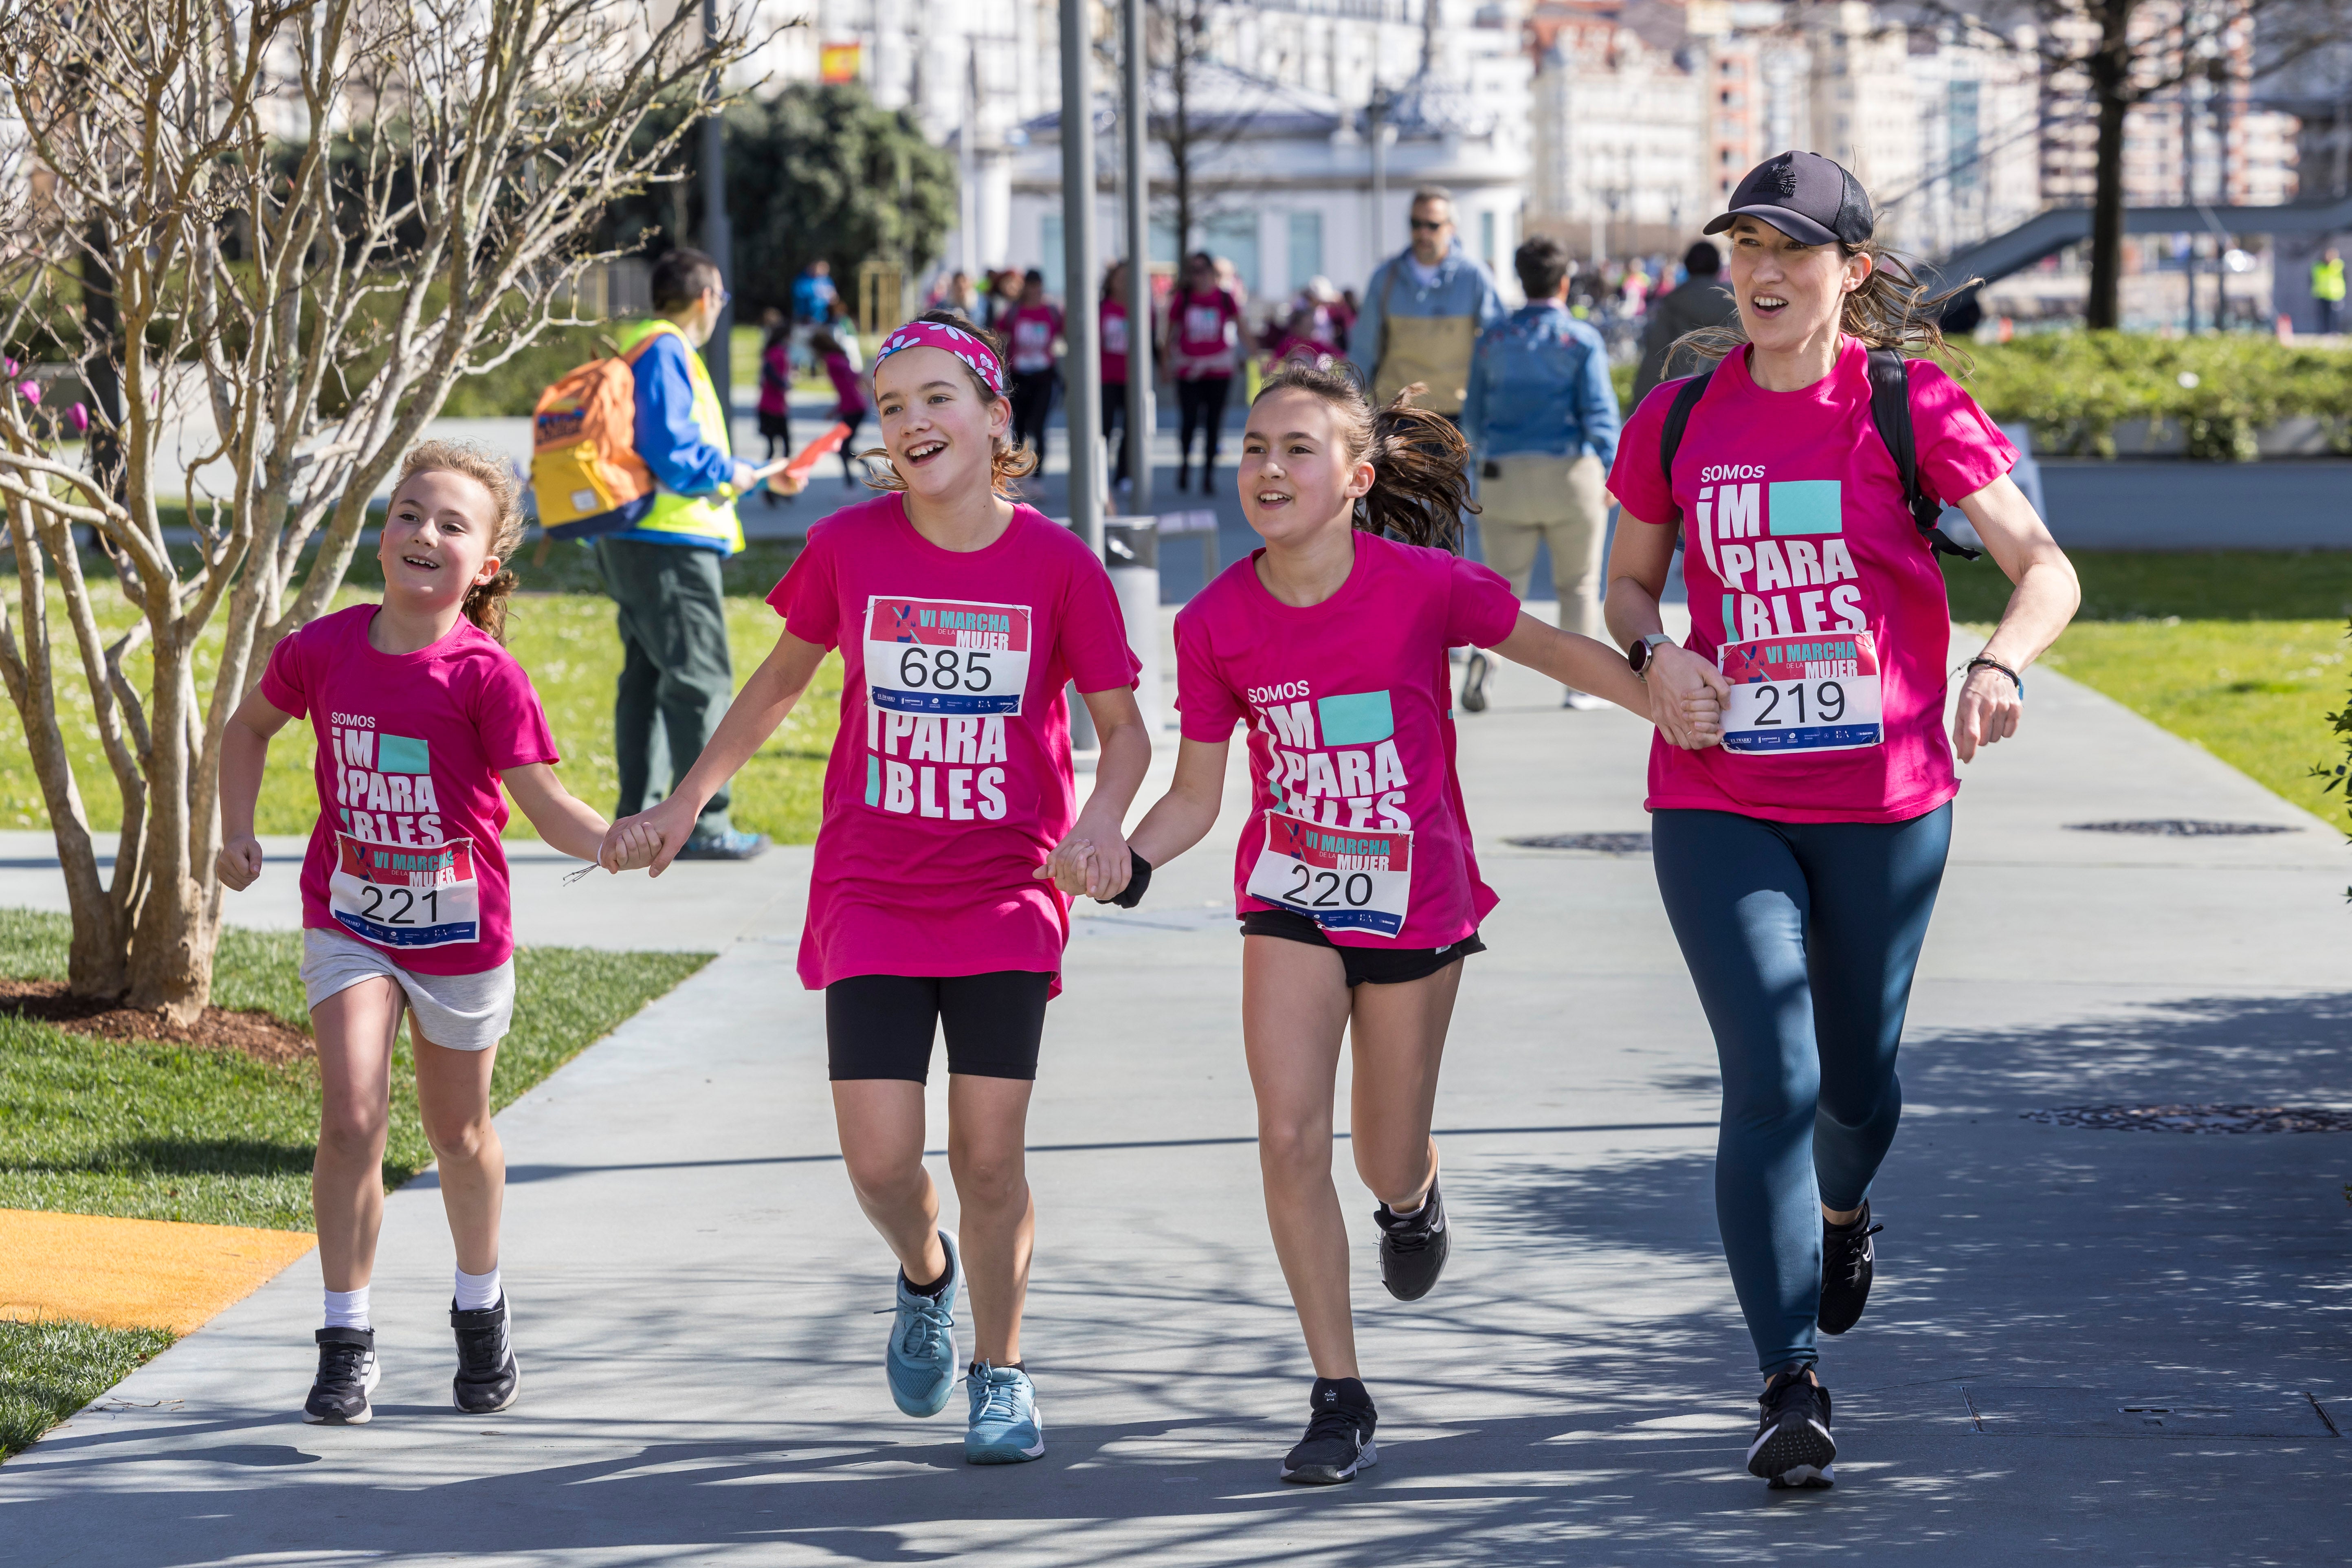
[1410,218,1447,232]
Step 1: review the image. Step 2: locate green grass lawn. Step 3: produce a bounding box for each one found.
[0,539,843,844]
[1943,550,2352,826]
[0,1318,176,1459]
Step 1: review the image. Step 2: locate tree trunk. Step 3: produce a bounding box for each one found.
[2085,0,2135,332]
[122,633,212,1023]
[1168,5,1194,259]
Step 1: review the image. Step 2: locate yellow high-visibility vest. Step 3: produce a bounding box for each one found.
[610,318,745,555]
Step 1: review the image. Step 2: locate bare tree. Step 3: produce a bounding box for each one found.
[1929,0,2351,328]
[0,0,748,1022]
[1148,0,1261,262]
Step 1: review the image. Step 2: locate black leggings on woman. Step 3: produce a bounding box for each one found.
[1175,376,1231,484]
[1009,370,1058,456]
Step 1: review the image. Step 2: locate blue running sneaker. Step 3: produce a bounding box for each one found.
[965,1360,1046,1464]
[884,1231,960,1418]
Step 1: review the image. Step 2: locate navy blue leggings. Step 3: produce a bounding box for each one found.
[1651,804,1951,1375]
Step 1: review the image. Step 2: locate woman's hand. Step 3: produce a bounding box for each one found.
[1646,644,1731,751]
[216,836,265,892]
[1952,664,2023,763]
[1037,807,1132,901]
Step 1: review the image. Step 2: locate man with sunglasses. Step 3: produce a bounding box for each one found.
[593,246,773,862]
[1349,187,1506,419]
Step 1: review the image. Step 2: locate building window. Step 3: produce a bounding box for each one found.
[1202,211,1260,295]
[1480,210,1497,269]
[1288,211,1324,292]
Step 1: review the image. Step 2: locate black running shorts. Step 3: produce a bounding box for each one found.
[824,971,1054,1083]
[1240,908,1485,987]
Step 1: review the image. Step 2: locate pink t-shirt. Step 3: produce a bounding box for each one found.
[1007,303,1063,375]
[1606,337,2017,824]
[1100,298,1130,385]
[260,606,559,974]
[768,493,1142,992]
[1175,531,1519,949]
[1169,289,1240,379]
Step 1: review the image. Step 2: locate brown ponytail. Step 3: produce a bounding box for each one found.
[1251,361,1478,551]
[392,440,527,642]
[1674,240,1979,378]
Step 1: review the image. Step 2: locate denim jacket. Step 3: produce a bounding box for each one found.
[1460,300,1621,466]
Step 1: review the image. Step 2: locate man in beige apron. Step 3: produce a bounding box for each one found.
[1349,186,1507,418]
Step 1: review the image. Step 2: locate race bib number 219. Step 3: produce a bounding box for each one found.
[1717,631,1884,754]
[864,596,1032,716]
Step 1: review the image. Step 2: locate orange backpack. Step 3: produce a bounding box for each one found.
[529,334,666,538]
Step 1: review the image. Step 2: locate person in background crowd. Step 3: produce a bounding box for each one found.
[987,270,1024,334]
[2313,246,2344,334]
[930,269,981,321]
[1164,251,1242,492]
[1350,186,1506,421]
[1101,261,1136,491]
[1460,235,1622,712]
[824,297,863,370]
[1006,269,1064,458]
[811,327,870,489]
[1621,260,1653,318]
[793,259,837,327]
[1267,305,1339,373]
[1632,241,1740,406]
[756,308,795,508]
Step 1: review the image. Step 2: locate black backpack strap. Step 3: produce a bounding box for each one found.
[1657,368,1713,523]
[1866,346,1980,561]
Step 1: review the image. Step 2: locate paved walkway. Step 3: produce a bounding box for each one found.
[5,639,2350,1565]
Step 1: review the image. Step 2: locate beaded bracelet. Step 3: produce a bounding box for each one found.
[1962,654,2023,697]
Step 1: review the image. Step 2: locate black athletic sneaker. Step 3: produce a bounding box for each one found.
[1281,1377,1378,1484]
[303,1326,379,1425]
[1747,1370,1835,1489]
[1817,1201,1884,1336]
[1459,651,1491,714]
[1374,1179,1451,1302]
[451,1297,520,1414]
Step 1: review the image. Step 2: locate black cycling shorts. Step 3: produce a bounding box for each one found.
[824,971,1054,1083]
[1240,908,1486,988]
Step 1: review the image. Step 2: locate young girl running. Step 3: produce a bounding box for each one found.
[1081,364,1721,1484]
[607,313,1150,1465]
[218,441,647,1426]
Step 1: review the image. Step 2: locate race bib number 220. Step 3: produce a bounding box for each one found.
[1244,810,1413,939]
[864,596,1032,716]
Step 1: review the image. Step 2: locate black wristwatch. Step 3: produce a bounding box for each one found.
[1628,633,1674,679]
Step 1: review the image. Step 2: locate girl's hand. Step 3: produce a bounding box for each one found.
[1953,664,2023,762]
[1038,811,1132,901]
[216,836,265,892]
[601,818,665,873]
[610,796,701,878]
[1647,644,1731,750]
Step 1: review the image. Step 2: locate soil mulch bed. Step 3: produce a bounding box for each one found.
[0,978,314,1064]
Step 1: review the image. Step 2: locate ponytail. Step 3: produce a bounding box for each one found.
[391,440,527,643]
[1251,362,1478,550]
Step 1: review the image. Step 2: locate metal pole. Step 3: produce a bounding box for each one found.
[961,40,980,281]
[1123,0,1154,518]
[1369,85,1388,260]
[1059,0,1103,557]
[701,0,734,415]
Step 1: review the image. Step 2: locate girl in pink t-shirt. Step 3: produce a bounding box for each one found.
[1070,362,1719,1485]
[606,312,1148,1465]
[217,442,651,1429]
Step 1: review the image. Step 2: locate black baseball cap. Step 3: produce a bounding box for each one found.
[1704,151,1874,248]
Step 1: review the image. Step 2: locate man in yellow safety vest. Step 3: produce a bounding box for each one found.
[2314,248,2345,335]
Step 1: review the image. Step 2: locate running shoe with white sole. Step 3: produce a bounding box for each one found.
[1748,1369,1835,1489]
[964,1360,1046,1463]
[1281,1377,1378,1484]
[1817,1201,1883,1336]
[1459,651,1491,714]
[451,1296,520,1414]
[303,1326,379,1425]
[885,1231,961,1418]
[1374,1178,1451,1302]
[1563,689,1608,710]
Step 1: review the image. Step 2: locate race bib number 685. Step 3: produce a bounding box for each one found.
[864,596,1032,716]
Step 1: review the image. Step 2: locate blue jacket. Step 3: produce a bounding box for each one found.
[1461,300,1621,466]
[627,331,752,553]
[1347,243,1507,382]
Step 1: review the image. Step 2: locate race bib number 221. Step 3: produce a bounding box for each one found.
[864,596,1032,716]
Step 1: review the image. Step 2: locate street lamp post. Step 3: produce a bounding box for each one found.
[1124,0,1153,517]
[1059,0,1103,558]
[701,0,733,415]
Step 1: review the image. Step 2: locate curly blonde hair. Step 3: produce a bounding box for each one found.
[391,440,526,642]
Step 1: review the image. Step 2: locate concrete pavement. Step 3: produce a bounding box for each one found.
[4,627,2350,1564]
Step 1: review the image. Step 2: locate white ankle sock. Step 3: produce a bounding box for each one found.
[1386,1196,1425,1219]
[454,1265,501,1312]
[323,1286,371,1330]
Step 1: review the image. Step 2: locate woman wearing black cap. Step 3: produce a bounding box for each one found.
[1601,152,2080,1489]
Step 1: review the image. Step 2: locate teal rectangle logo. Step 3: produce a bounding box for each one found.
[1768,480,1843,536]
[1317,691,1394,746]
[864,754,881,807]
[376,734,430,774]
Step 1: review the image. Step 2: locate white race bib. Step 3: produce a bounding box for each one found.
[329,831,481,949]
[864,596,1032,717]
[1244,810,1412,939]
[1717,631,1885,754]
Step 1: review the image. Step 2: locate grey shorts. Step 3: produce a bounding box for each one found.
[300,926,517,1052]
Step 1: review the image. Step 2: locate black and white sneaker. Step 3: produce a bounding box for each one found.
[1281,1377,1379,1484]
[1747,1369,1835,1489]
[451,1296,520,1414]
[1374,1179,1451,1302]
[303,1326,379,1425]
[1459,651,1491,713]
[1817,1202,1883,1336]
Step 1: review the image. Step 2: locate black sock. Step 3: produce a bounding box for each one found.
[970,1359,1024,1374]
[1310,1375,1374,1416]
[903,1267,952,1299]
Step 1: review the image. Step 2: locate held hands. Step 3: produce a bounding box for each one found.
[1036,808,1133,902]
[598,794,702,879]
[215,835,266,892]
[1952,664,2023,763]
[1647,645,1731,751]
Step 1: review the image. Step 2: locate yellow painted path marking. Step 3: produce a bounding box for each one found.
[0,1210,315,1334]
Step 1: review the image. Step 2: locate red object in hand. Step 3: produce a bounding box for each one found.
[781,422,853,487]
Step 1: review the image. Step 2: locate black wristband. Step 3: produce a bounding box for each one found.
[1963,654,2023,697]
[1102,850,1152,909]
